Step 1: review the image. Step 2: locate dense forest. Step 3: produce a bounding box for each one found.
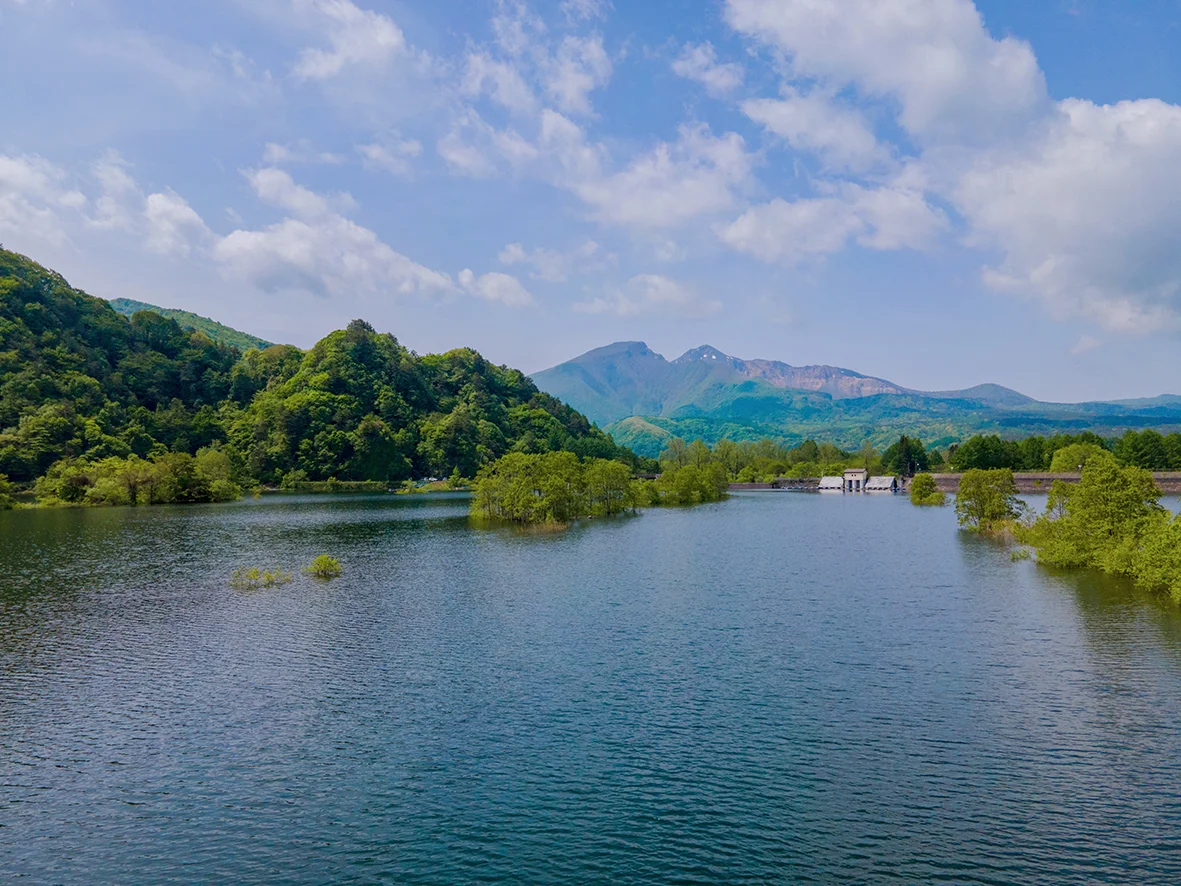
[0,249,644,504]
[108,298,274,352]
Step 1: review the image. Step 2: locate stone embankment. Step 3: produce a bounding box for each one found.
[932,473,1181,494]
[728,473,1181,494]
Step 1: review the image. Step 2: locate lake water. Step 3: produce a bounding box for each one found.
[2,491,1181,884]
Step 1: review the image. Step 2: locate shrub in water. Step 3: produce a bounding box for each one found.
[305,555,343,579]
[230,566,293,590]
[909,473,946,507]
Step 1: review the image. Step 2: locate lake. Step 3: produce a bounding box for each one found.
[3,491,1181,884]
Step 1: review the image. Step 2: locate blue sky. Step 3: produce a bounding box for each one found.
[3,0,1181,401]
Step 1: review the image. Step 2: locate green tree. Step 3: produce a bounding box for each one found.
[955,468,1022,531]
[1048,442,1108,474]
[881,436,930,477]
[909,472,945,506]
[1022,454,1163,574]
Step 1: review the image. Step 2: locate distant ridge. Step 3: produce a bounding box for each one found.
[531,341,1181,456]
[108,298,274,352]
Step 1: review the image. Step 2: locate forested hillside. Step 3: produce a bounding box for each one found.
[108,298,274,351]
[0,249,640,496]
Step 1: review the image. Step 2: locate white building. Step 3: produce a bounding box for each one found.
[843,469,868,492]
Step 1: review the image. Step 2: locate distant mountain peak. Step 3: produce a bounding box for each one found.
[675,344,733,364]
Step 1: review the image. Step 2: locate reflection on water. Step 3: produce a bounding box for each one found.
[2,491,1181,884]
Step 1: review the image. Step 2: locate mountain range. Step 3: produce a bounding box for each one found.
[531,342,1181,456]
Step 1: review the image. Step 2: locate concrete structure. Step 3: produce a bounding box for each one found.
[929,473,1181,494]
[843,469,868,492]
[865,475,900,492]
[819,476,844,491]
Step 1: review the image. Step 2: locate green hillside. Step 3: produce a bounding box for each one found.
[108,298,274,351]
[532,341,1181,458]
[0,248,641,491]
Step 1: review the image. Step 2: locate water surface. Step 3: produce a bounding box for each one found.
[2,492,1181,883]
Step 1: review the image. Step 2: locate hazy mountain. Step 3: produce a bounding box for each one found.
[108,298,274,352]
[532,342,1181,456]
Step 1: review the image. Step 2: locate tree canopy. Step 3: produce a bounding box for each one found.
[0,249,644,500]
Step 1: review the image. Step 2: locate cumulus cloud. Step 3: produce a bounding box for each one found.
[726,0,1048,145]
[143,191,213,257]
[0,154,86,245]
[672,42,744,97]
[458,268,535,307]
[293,0,407,81]
[572,124,754,228]
[957,98,1181,333]
[722,0,1181,333]
[742,88,884,172]
[719,175,945,262]
[573,274,721,318]
[215,215,451,298]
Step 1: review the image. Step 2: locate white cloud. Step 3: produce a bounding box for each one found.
[143,191,213,257]
[263,141,346,165]
[541,35,612,116]
[672,42,744,97]
[0,154,83,245]
[719,177,945,262]
[498,239,603,282]
[958,98,1181,333]
[462,52,538,114]
[724,0,1181,334]
[216,215,451,298]
[293,0,407,81]
[561,0,610,22]
[574,274,721,318]
[458,269,535,307]
[246,167,339,218]
[437,109,539,178]
[1070,334,1101,356]
[491,1,545,58]
[357,140,423,176]
[725,0,1048,145]
[572,124,754,228]
[742,88,884,172]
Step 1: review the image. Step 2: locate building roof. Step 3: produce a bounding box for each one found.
[865,476,897,490]
[843,468,868,476]
[819,476,844,489]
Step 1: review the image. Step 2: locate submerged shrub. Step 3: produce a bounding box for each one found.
[305,554,343,579]
[909,473,946,506]
[230,566,293,590]
[955,468,1023,532]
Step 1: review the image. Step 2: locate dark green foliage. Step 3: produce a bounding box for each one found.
[881,436,930,476]
[228,320,640,486]
[950,432,1117,472]
[471,452,643,524]
[108,298,274,351]
[33,448,242,506]
[2,251,640,501]
[909,473,945,506]
[0,472,15,509]
[1,249,238,482]
[954,469,1023,531]
[1020,454,1181,603]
